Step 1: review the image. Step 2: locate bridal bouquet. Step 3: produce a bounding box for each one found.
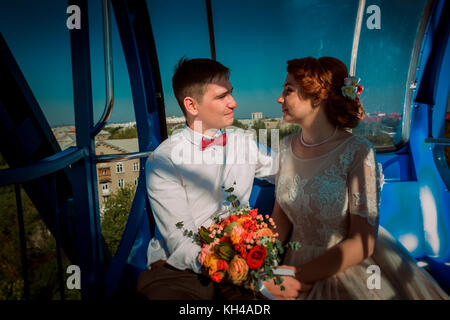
[176,184,300,293]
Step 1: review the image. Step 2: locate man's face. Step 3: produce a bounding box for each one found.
[195,76,237,133]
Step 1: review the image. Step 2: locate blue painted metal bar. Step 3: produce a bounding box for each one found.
[14,184,30,300]
[397,0,434,148]
[0,147,87,187]
[425,138,450,145]
[1,18,81,277]
[205,0,216,61]
[91,0,115,137]
[96,150,153,163]
[50,174,65,300]
[405,0,450,292]
[68,0,108,299]
[415,0,449,108]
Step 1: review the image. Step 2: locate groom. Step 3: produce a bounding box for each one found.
[137,58,300,300]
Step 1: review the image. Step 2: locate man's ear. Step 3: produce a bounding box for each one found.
[184,97,198,117]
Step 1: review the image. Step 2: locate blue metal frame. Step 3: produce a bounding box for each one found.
[68,0,108,299]
[0,147,87,186]
[0,26,87,297]
[377,0,450,290]
[410,0,450,287]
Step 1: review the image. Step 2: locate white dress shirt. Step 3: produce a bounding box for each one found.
[145,126,278,273]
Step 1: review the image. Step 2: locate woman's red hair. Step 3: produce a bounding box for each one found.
[287,57,365,128]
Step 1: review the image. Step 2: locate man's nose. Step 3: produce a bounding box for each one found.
[229,96,238,109]
[277,94,284,104]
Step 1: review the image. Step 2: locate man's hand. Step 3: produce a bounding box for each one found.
[262,266,312,300]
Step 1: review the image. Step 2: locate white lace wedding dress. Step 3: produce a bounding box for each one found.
[276,134,449,300]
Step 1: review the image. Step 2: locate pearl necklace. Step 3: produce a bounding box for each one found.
[300,126,338,147]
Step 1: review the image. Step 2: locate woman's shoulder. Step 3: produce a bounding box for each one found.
[337,134,376,169]
[347,134,375,153]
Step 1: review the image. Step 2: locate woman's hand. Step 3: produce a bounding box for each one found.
[262,266,313,300]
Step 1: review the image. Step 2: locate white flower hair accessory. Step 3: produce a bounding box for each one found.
[341,76,364,100]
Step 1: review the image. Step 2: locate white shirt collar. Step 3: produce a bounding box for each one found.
[181,125,224,146]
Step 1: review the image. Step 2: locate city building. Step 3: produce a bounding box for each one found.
[166,116,186,125]
[251,112,263,120]
[52,126,76,150]
[95,138,141,213]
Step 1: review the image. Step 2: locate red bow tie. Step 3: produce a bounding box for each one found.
[201,133,227,150]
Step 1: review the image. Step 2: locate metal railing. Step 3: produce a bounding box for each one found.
[91,0,114,137]
[96,150,153,163]
[0,147,87,300]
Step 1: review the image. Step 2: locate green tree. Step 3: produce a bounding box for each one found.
[101,183,136,255]
[251,120,267,144]
[104,126,138,139]
[0,183,80,300]
[167,123,185,136]
[232,119,248,130]
[279,124,302,141]
[251,119,266,131]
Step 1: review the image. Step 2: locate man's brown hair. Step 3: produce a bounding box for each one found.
[172,58,230,117]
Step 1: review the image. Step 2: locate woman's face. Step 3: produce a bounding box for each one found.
[277,73,315,124]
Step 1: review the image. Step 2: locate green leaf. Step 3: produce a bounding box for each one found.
[274,275,283,286]
[176,221,184,229]
[199,226,214,244]
[215,241,236,262]
[224,187,234,193]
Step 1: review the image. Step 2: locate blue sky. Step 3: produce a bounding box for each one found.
[0,0,426,126]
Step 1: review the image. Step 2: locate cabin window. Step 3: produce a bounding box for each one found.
[0,1,76,150]
[354,0,428,150]
[146,0,427,151]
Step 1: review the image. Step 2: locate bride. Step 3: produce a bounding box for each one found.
[265,56,449,300]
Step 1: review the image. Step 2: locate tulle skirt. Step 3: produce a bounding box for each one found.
[284,226,449,300]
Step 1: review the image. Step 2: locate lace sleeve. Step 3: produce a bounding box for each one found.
[275,135,293,200]
[347,142,380,227]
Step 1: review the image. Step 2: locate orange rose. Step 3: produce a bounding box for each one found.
[229,225,247,245]
[237,216,251,225]
[256,227,273,239]
[227,255,248,285]
[204,254,219,275]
